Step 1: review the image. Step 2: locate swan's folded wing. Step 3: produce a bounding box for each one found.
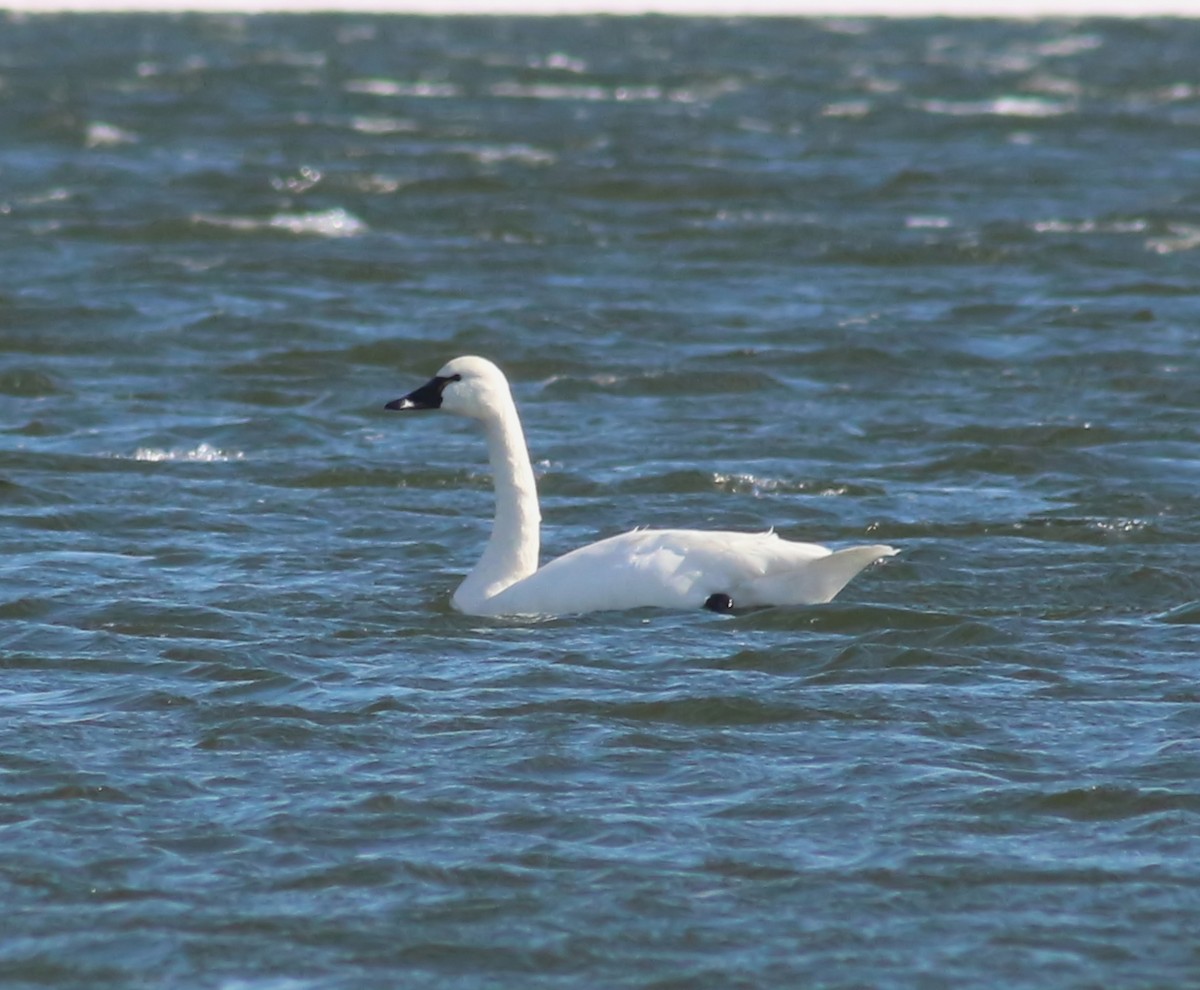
[640,531,895,607]
[484,529,894,616]
[740,542,897,606]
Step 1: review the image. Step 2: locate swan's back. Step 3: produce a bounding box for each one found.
[477,528,896,617]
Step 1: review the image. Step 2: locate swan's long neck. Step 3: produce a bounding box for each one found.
[452,395,541,611]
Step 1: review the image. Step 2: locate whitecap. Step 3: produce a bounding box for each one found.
[821,100,872,118]
[918,96,1073,118]
[906,215,953,229]
[452,143,557,167]
[1033,218,1148,235]
[527,52,588,73]
[344,78,458,99]
[490,81,611,102]
[1033,34,1103,58]
[350,115,418,135]
[268,208,367,238]
[194,207,367,238]
[1147,224,1200,255]
[712,472,851,497]
[85,122,138,147]
[130,443,244,463]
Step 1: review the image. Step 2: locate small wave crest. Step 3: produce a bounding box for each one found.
[193,207,367,239]
[917,96,1074,117]
[712,472,875,498]
[127,443,244,464]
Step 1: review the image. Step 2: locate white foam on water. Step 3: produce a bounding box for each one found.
[268,208,368,238]
[917,96,1076,117]
[129,443,245,463]
[85,121,139,147]
[193,207,367,238]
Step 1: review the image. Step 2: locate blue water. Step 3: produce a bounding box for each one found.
[3,13,1200,988]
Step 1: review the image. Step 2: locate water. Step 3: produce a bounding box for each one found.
[3,12,1200,988]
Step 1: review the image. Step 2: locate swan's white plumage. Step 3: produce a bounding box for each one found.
[481,529,893,617]
[387,356,896,617]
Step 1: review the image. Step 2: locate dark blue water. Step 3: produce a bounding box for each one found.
[3,13,1200,988]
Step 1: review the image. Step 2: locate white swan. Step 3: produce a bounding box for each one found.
[386,356,896,617]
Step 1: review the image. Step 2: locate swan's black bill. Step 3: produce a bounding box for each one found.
[385,373,460,412]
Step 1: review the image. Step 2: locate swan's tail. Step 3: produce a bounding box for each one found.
[750,544,897,606]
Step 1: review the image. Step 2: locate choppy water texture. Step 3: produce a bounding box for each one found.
[3,12,1200,989]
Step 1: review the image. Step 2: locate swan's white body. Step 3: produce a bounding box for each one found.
[387,356,895,617]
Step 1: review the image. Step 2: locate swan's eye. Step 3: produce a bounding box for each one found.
[434,373,462,395]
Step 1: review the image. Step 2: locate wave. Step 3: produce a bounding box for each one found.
[123,443,245,463]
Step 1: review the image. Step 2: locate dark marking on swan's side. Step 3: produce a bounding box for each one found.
[385,373,462,412]
[703,593,735,613]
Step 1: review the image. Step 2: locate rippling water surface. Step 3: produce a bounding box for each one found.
[3,13,1200,988]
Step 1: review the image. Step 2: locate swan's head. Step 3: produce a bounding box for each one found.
[385,355,513,421]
